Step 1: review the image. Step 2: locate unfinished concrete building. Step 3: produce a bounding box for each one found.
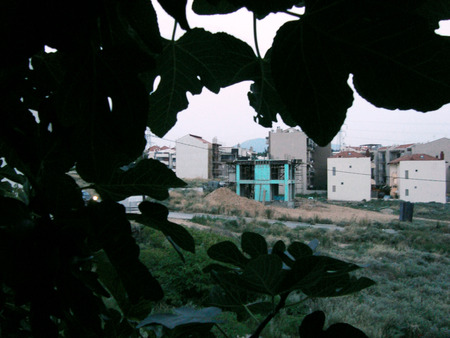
[234,159,299,202]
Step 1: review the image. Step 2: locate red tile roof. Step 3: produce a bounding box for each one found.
[389,153,439,164]
[395,143,414,149]
[331,151,366,158]
[189,134,211,144]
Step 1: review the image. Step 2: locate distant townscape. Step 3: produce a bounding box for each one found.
[144,128,449,204]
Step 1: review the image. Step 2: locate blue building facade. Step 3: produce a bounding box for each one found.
[235,160,298,202]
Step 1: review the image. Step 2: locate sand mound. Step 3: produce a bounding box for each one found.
[205,188,268,217]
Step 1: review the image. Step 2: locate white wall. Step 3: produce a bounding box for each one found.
[327,157,371,201]
[176,135,211,179]
[412,138,450,193]
[396,161,446,203]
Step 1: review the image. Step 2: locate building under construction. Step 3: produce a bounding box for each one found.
[232,159,301,202]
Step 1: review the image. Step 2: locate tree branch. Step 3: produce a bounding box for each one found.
[249,293,289,338]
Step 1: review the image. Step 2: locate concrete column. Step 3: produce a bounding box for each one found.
[236,165,240,196]
[284,163,289,201]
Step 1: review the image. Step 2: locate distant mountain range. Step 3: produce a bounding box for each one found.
[236,138,267,153]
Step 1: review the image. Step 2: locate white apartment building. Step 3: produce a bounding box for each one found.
[176,134,212,179]
[327,151,371,201]
[146,145,176,171]
[388,154,446,203]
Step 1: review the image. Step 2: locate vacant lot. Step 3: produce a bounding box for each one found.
[142,187,449,337]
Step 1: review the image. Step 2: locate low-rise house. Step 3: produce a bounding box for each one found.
[388,154,446,203]
[327,151,371,201]
[412,138,450,194]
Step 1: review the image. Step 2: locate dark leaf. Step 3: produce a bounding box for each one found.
[270,0,450,146]
[137,306,222,329]
[0,181,13,196]
[62,61,148,182]
[203,263,234,273]
[325,322,368,338]
[117,0,163,54]
[137,201,195,254]
[192,0,241,15]
[248,50,294,127]
[241,232,268,258]
[148,28,257,136]
[207,241,249,268]
[157,0,190,31]
[95,159,186,201]
[73,270,110,298]
[348,4,450,113]
[271,19,353,146]
[194,0,302,19]
[88,201,163,303]
[208,285,251,321]
[287,242,313,260]
[416,0,450,29]
[299,310,368,338]
[283,256,361,293]
[40,173,84,216]
[240,255,284,295]
[0,164,26,185]
[271,240,295,268]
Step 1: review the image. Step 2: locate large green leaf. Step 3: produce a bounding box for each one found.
[271,0,450,146]
[88,201,163,303]
[94,159,186,201]
[299,311,368,338]
[136,201,195,254]
[0,163,25,185]
[286,256,365,295]
[241,232,268,258]
[207,241,250,268]
[248,50,295,128]
[240,255,284,296]
[209,285,271,321]
[148,28,258,136]
[417,0,450,29]
[287,242,313,260]
[271,19,353,146]
[193,0,303,19]
[157,0,190,31]
[192,0,241,15]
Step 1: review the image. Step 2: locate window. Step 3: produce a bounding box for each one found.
[405,189,409,196]
[332,185,336,192]
[405,170,409,179]
[332,167,336,176]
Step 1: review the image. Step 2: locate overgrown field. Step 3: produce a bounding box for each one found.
[136,189,449,337]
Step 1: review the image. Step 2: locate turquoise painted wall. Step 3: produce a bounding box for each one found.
[255,163,271,202]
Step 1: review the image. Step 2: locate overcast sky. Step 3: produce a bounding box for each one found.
[150,1,450,148]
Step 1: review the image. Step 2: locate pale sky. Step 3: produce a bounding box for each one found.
[150,1,450,148]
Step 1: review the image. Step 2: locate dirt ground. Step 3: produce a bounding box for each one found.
[203,188,399,224]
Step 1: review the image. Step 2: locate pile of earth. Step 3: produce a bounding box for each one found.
[204,188,399,224]
[204,188,271,217]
